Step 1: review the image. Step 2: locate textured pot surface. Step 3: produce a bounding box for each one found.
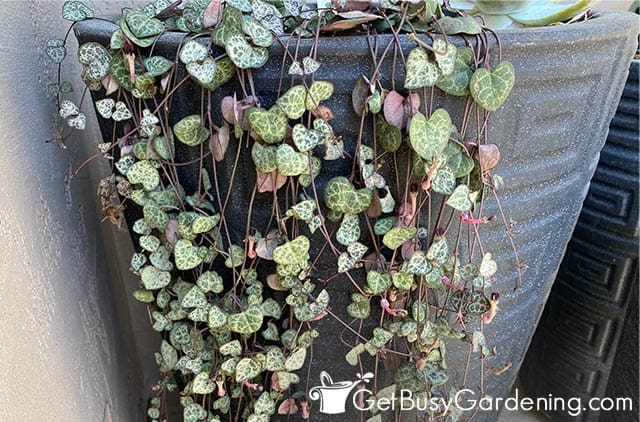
[520,60,639,422]
[76,11,638,421]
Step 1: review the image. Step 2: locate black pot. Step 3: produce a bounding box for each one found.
[75,11,638,421]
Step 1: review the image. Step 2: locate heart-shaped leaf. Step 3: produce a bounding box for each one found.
[347,293,370,319]
[181,285,207,308]
[432,38,457,75]
[427,237,449,264]
[111,101,132,121]
[435,15,482,35]
[150,246,173,272]
[405,251,432,275]
[347,242,368,260]
[338,252,357,273]
[139,235,160,252]
[141,265,171,289]
[225,33,269,69]
[46,39,66,63]
[243,17,273,47]
[305,81,334,110]
[409,109,452,161]
[470,61,515,111]
[432,166,456,195]
[126,160,160,190]
[404,47,440,90]
[383,227,417,250]
[392,272,414,290]
[365,271,392,294]
[197,271,224,293]
[272,235,309,267]
[78,42,111,82]
[284,347,306,371]
[436,47,474,96]
[179,40,208,64]
[248,106,287,144]
[208,306,228,329]
[276,85,307,119]
[192,372,215,394]
[276,144,308,176]
[228,305,264,334]
[376,116,402,152]
[254,391,276,415]
[62,1,93,21]
[203,57,236,91]
[265,347,286,371]
[479,252,498,277]
[292,124,321,152]
[252,0,284,34]
[144,56,173,76]
[174,115,210,146]
[446,184,472,211]
[302,56,320,75]
[122,10,163,45]
[324,177,373,215]
[174,239,203,270]
[336,214,361,246]
[251,142,278,173]
[187,57,217,85]
[95,98,114,119]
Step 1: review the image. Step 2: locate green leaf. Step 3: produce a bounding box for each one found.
[365,271,392,294]
[225,33,269,69]
[251,142,278,173]
[140,265,171,289]
[432,38,457,75]
[174,115,209,146]
[265,347,286,371]
[370,327,393,348]
[347,293,370,319]
[284,347,307,371]
[469,62,515,111]
[144,55,173,76]
[225,245,245,268]
[383,227,417,250]
[132,289,154,303]
[179,40,208,64]
[228,305,264,334]
[374,217,396,235]
[347,242,368,260]
[336,214,361,246]
[324,177,372,215]
[446,184,472,211]
[254,392,275,415]
[338,252,357,273]
[276,144,308,176]
[272,235,310,267]
[479,252,497,278]
[286,200,316,221]
[183,403,207,422]
[187,57,218,86]
[292,124,322,152]
[346,343,365,366]
[242,17,273,47]
[248,107,288,144]
[78,42,111,82]
[435,15,482,35]
[235,357,262,382]
[192,214,220,234]
[404,47,440,90]
[160,340,178,370]
[220,340,242,356]
[197,271,224,293]
[305,81,334,110]
[62,1,93,21]
[192,372,215,394]
[174,239,203,270]
[46,39,66,64]
[376,117,402,152]
[261,298,282,319]
[276,85,306,119]
[432,166,456,195]
[181,285,207,308]
[392,272,414,290]
[436,47,474,96]
[409,109,452,161]
[427,237,449,265]
[424,363,448,386]
[208,306,228,329]
[405,251,432,275]
[143,204,169,229]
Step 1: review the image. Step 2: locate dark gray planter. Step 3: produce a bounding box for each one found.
[520,59,639,422]
[75,11,638,421]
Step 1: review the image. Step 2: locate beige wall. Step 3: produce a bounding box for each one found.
[0,2,150,421]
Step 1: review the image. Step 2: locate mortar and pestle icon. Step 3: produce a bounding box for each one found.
[308,371,374,414]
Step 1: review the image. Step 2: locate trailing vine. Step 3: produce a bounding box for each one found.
[47,0,596,421]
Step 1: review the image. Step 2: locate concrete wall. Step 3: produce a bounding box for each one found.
[0,2,150,421]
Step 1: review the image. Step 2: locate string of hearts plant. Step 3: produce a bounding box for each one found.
[46,0,591,421]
